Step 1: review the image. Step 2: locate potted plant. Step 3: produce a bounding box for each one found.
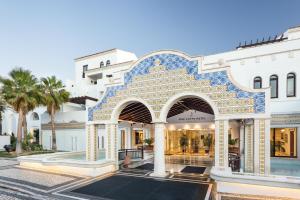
[180,134,189,154]
[143,138,154,150]
[191,136,200,153]
[203,135,212,154]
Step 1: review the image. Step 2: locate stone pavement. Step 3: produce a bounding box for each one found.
[0,158,87,199]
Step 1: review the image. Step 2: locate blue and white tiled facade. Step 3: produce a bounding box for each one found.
[88,53,266,121]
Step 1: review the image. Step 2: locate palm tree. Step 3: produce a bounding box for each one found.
[0,93,6,135]
[0,68,42,154]
[40,76,69,151]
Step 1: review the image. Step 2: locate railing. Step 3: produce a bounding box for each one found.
[229,153,240,172]
[118,146,144,161]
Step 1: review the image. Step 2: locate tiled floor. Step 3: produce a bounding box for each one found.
[0,168,75,187]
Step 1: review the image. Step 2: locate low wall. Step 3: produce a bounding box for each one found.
[0,135,10,150]
[18,152,116,177]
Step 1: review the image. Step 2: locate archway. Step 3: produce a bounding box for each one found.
[163,96,216,173]
[112,100,155,162]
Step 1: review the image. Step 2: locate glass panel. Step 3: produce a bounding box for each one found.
[254,81,261,89]
[271,128,297,157]
[134,130,143,145]
[270,79,278,98]
[165,129,214,156]
[287,77,295,96]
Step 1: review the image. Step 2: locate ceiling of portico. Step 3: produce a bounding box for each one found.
[118,97,214,124]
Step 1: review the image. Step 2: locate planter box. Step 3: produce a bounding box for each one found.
[0,136,10,150]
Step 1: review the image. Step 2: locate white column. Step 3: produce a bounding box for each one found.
[244,123,254,173]
[254,119,260,174]
[214,120,229,170]
[107,123,118,169]
[86,124,97,161]
[264,119,271,175]
[152,122,166,177]
[239,125,245,172]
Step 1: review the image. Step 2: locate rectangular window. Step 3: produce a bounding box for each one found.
[254,81,261,89]
[270,79,278,98]
[121,130,126,149]
[134,130,143,145]
[287,75,296,97]
[82,65,88,78]
[271,128,297,157]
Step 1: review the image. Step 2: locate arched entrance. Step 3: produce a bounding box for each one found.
[112,99,155,166]
[86,50,269,178]
[164,97,215,170]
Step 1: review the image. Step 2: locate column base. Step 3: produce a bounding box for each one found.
[212,166,232,175]
[150,172,168,178]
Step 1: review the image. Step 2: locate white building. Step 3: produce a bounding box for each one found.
[4,26,300,199]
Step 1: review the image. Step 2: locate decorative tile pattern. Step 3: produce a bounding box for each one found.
[88,53,266,121]
[245,125,254,173]
[259,120,265,174]
[113,124,117,161]
[93,125,97,161]
[107,125,111,159]
[87,125,91,161]
[218,121,225,167]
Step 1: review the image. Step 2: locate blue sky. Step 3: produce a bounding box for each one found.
[0,0,300,81]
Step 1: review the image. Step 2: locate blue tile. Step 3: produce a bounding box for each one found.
[88,53,266,121]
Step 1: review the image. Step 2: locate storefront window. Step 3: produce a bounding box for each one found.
[165,129,214,156]
[271,128,297,157]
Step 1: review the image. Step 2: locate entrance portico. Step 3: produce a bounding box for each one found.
[86,50,270,178]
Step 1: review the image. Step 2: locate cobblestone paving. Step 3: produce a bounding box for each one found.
[0,168,76,187]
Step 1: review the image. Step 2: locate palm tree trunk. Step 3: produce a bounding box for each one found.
[51,104,57,151]
[16,109,23,154]
[0,113,2,135]
[22,114,27,138]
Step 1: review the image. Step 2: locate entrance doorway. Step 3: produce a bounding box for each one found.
[164,97,215,169]
[117,101,154,161]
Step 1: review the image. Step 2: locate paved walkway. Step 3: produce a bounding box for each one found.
[0,158,85,199]
[0,158,212,200]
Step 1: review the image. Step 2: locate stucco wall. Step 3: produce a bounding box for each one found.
[42,129,85,151]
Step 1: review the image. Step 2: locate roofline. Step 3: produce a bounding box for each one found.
[74,48,118,61]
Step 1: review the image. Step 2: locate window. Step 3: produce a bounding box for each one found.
[100,61,104,68]
[134,130,143,145]
[31,112,39,121]
[82,65,88,78]
[106,60,111,66]
[271,128,297,157]
[287,73,296,97]
[253,76,262,89]
[101,136,104,149]
[270,75,278,98]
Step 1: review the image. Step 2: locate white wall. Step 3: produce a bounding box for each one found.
[42,129,85,151]
[41,110,86,124]
[202,28,300,115]
[0,136,10,150]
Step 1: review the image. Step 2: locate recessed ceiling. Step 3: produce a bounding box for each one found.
[118,98,214,124]
[167,97,214,118]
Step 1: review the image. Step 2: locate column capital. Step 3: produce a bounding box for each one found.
[106,122,118,125]
[152,120,167,124]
